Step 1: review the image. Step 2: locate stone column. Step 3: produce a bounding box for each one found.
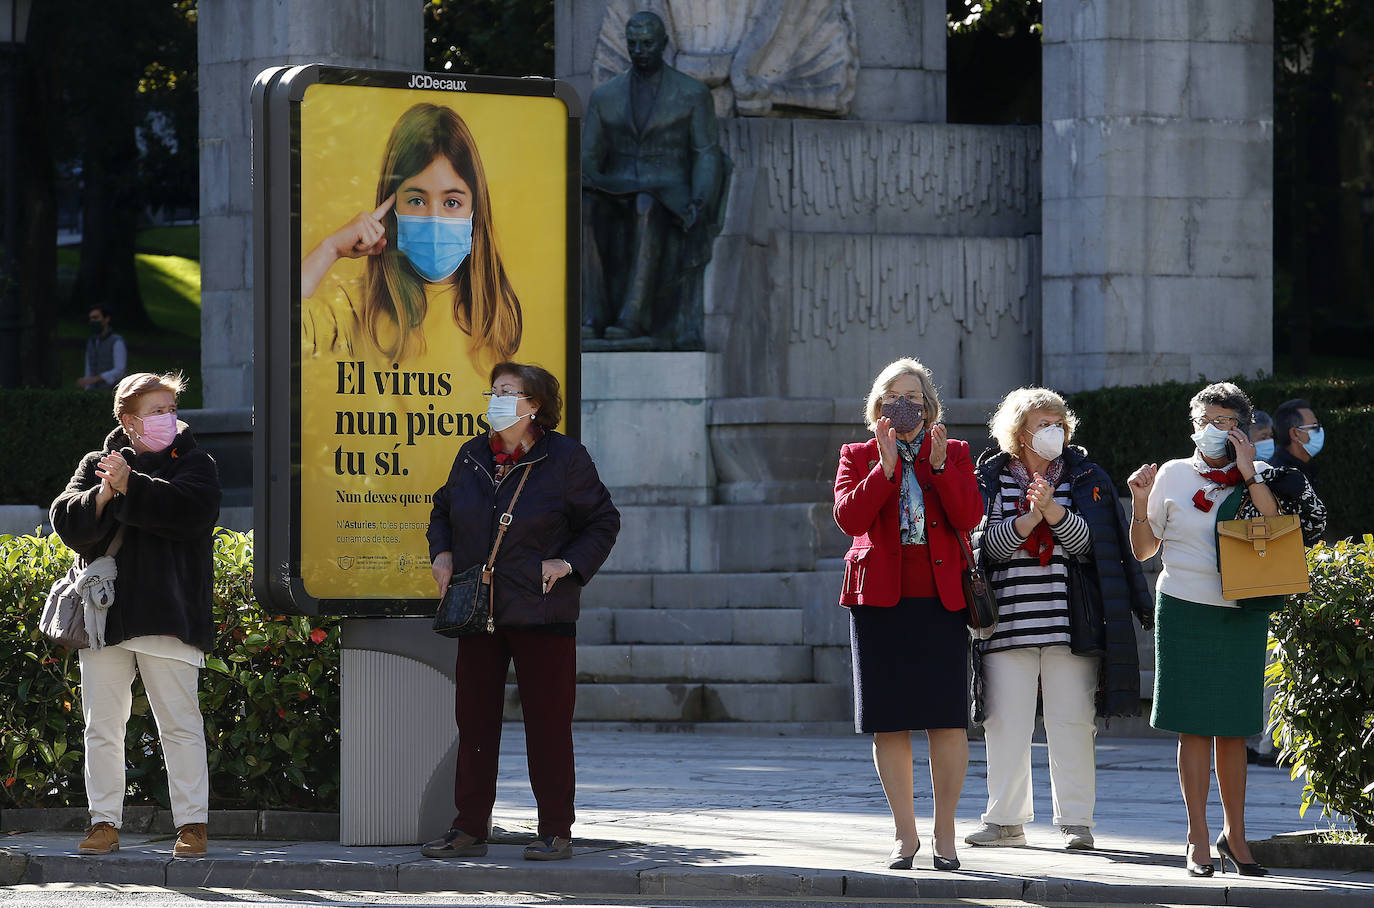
[198,0,421,409]
[1041,1,1273,391]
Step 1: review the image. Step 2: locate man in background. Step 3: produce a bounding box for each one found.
[77,305,127,392]
[1270,398,1323,492]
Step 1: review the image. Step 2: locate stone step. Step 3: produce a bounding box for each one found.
[578,608,806,646]
[575,644,815,683]
[503,682,853,723]
[583,570,843,610]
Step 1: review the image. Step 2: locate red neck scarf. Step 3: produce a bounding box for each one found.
[1191,460,1241,512]
[1008,457,1063,566]
[491,426,542,479]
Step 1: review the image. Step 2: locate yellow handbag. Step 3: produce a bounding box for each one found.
[1216,515,1311,600]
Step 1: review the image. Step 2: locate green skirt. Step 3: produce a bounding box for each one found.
[1151,592,1269,738]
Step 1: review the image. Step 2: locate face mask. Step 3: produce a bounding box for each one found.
[131,412,177,452]
[1028,425,1065,460]
[88,320,105,336]
[1302,427,1324,458]
[880,397,925,435]
[1253,438,1275,461]
[486,395,529,433]
[1191,423,1230,459]
[396,214,473,283]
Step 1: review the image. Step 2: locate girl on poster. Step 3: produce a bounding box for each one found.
[301,102,522,371]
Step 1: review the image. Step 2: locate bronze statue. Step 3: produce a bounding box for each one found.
[581,11,728,350]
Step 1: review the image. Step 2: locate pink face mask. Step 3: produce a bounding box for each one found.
[131,412,178,452]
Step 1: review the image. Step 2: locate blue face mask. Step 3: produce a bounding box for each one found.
[395,214,473,283]
[1254,438,1275,461]
[1302,427,1324,458]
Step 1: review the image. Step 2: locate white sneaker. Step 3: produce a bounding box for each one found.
[964,822,1026,846]
[1061,825,1094,850]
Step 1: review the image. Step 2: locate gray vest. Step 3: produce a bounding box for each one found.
[87,333,124,386]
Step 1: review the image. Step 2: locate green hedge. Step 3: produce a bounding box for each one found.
[1269,537,1374,836]
[0,390,116,506]
[1069,377,1374,541]
[0,529,340,811]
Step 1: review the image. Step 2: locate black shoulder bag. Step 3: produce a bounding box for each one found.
[432,465,532,638]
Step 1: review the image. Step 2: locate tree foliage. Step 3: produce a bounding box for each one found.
[424,0,554,77]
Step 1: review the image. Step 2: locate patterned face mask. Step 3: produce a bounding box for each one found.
[881,396,924,434]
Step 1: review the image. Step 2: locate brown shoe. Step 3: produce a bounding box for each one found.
[78,821,119,855]
[173,823,207,858]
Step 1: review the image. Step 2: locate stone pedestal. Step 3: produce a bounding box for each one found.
[582,352,721,506]
[1040,0,1274,391]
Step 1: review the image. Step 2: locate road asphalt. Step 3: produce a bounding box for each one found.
[3,729,1372,905]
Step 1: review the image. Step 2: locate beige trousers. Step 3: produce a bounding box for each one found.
[79,644,209,828]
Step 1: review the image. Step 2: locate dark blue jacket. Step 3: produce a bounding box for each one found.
[973,446,1153,718]
[427,431,620,627]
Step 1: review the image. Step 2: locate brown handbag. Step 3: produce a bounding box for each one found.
[1216,515,1310,600]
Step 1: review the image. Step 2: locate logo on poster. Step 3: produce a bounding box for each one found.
[408,74,468,91]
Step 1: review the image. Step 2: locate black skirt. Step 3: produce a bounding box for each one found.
[850,596,970,733]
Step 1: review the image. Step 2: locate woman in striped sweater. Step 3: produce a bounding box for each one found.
[966,388,1151,852]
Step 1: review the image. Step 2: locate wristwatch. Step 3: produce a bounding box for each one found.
[1244,474,1265,487]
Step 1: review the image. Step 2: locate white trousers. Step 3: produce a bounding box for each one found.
[981,645,1099,828]
[79,644,209,828]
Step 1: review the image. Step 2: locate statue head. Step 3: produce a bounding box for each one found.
[625,11,668,77]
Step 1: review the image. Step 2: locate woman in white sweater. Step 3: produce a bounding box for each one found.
[1127,382,1322,879]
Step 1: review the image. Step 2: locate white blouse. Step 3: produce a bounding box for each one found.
[1146,456,1271,609]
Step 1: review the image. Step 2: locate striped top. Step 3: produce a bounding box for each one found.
[979,467,1093,653]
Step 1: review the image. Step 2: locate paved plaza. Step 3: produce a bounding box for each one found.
[3,728,1372,904]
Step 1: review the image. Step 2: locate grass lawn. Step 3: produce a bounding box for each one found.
[57,226,204,407]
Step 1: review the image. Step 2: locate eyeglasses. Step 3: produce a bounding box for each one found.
[1296,422,1322,432]
[881,392,925,408]
[483,388,527,399]
[1191,415,1239,430]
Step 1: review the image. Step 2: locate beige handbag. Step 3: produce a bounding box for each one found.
[1216,515,1310,600]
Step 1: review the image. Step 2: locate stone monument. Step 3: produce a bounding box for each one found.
[581,11,728,349]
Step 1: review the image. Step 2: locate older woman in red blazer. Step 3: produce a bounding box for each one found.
[834,357,984,872]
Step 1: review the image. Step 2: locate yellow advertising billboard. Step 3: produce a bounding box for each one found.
[252,66,580,614]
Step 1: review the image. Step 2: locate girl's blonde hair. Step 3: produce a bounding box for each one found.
[988,386,1077,459]
[863,358,941,431]
[360,103,522,368]
[113,372,186,421]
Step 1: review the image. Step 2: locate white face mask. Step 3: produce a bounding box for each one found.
[486,394,529,432]
[1191,423,1231,459]
[1027,424,1065,460]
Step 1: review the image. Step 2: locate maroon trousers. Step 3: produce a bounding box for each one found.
[452,627,577,839]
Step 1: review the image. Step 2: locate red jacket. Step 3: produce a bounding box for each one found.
[833,434,984,611]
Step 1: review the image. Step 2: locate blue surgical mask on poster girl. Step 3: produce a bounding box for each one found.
[396,214,473,282]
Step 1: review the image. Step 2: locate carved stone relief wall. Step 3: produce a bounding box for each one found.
[592,0,860,117]
[718,120,1041,237]
[705,121,1042,401]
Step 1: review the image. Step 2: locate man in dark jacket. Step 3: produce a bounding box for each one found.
[51,372,221,860]
[1269,398,1323,493]
[581,11,727,347]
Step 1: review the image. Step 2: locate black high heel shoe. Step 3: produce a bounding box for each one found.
[1216,833,1268,877]
[932,853,960,871]
[887,838,920,870]
[1185,843,1215,877]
